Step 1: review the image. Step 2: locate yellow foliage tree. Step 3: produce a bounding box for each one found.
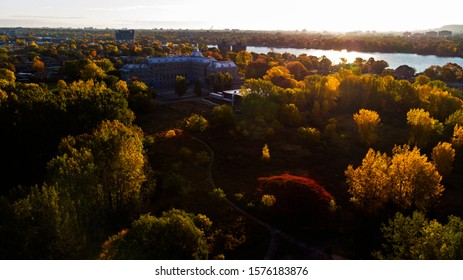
[261,194,277,207]
[353,109,381,146]
[345,149,391,213]
[263,66,298,89]
[431,142,455,177]
[452,124,463,148]
[32,56,45,73]
[406,108,441,148]
[346,145,444,213]
[388,145,443,211]
[261,144,270,161]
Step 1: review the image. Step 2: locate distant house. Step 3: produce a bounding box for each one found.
[403,32,412,37]
[218,41,247,57]
[115,29,135,42]
[120,48,239,87]
[438,30,452,37]
[0,28,16,37]
[425,31,438,37]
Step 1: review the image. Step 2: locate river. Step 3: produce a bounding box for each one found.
[246,46,463,73]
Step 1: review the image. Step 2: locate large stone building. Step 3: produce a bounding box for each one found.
[115,29,135,42]
[120,49,239,87]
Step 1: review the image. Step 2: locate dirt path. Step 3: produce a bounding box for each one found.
[193,136,333,259]
[156,102,338,259]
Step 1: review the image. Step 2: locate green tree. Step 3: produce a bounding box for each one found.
[175,75,188,97]
[296,127,321,145]
[99,209,209,260]
[211,104,235,128]
[60,80,134,132]
[241,78,281,122]
[47,120,149,219]
[353,109,381,146]
[13,184,85,259]
[375,211,463,259]
[278,103,304,127]
[127,80,154,114]
[194,80,203,96]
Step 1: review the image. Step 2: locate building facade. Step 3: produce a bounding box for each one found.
[115,29,135,42]
[120,49,239,87]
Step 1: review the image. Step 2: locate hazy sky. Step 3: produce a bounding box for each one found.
[1,0,461,32]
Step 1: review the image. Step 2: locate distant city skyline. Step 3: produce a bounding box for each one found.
[1,0,462,32]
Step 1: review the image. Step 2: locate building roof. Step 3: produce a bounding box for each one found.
[208,61,237,68]
[190,48,204,58]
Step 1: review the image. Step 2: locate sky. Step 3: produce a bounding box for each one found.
[0,0,461,32]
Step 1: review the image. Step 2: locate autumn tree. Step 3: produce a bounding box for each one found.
[184,113,208,132]
[394,65,416,80]
[94,58,115,73]
[261,194,276,207]
[99,209,209,260]
[32,56,46,78]
[346,149,391,213]
[0,68,15,84]
[245,61,270,79]
[346,145,444,213]
[263,66,298,89]
[47,120,149,221]
[353,109,381,146]
[407,108,442,148]
[257,173,336,225]
[261,144,270,161]
[80,61,106,81]
[445,109,463,131]
[375,211,463,259]
[431,142,455,177]
[175,75,188,97]
[452,125,463,148]
[286,61,309,81]
[234,50,253,75]
[308,75,341,117]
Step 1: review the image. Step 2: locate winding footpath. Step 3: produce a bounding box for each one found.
[157,102,338,259]
[193,136,333,260]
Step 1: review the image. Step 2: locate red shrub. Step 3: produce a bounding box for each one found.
[257,173,335,224]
